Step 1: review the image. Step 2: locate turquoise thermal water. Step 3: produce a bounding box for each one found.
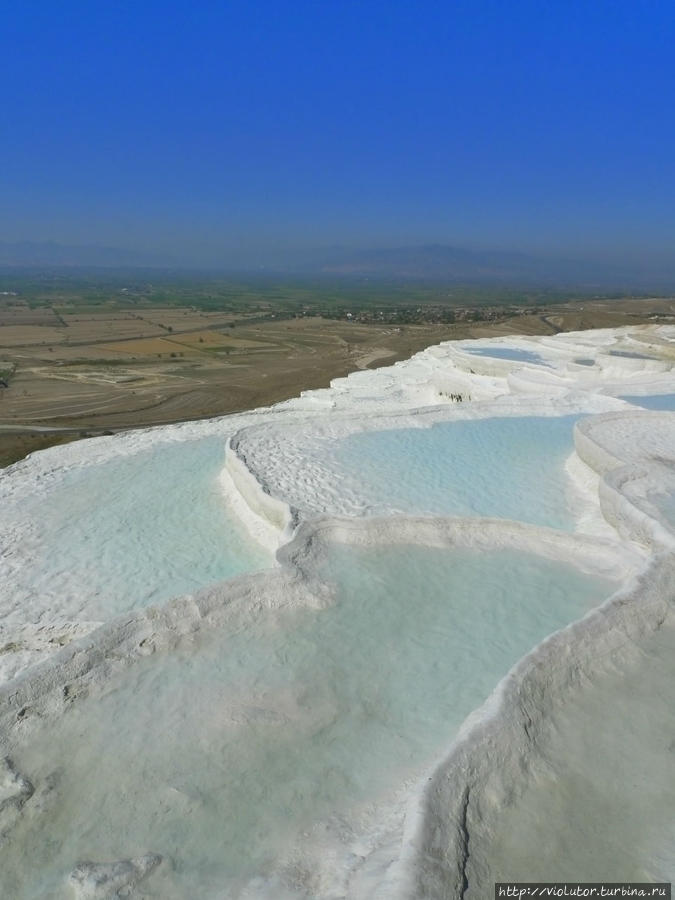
[657,493,675,526]
[11,437,271,618]
[609,350,652,359]
[333,416,581,530]
[477,617,675,887]
[620,393,675,411]
[464,346,548,364]
[0,543,615,897]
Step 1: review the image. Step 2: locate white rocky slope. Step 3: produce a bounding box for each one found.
[0,325,673,897]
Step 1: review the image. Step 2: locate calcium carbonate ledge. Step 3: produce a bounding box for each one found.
[390,411,675,899]
[0,513,644,898]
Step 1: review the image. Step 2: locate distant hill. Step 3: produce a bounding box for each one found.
[1,240,673,290]
[315,244,675,289]
[0,241,172,268]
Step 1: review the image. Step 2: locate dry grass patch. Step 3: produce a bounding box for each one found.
[171,330,269,350]
[99,337,189,356]
[0,325,67,346]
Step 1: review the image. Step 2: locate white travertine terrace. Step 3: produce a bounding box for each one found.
[0,324,674,897]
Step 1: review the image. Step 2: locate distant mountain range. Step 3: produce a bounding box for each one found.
[1,240,674,290]
[314,244,675,289]
[0,241,172,268]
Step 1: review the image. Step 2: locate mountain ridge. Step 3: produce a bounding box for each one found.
[1,240,674,289]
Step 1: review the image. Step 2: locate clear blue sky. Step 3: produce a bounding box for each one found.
[2,0,674,264]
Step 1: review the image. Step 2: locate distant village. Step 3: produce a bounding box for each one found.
[291,303,533,326]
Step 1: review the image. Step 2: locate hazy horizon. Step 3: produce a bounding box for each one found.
[2,239,675,292]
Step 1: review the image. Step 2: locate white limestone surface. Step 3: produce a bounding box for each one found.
[227,403,621,533]
[0,518,630,898]
[0,324,674,898]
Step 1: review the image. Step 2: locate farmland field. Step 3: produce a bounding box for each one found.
[1,270,673,465]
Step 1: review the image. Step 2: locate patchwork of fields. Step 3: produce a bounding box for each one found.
[2,291,674,466]
[0,304,463,440]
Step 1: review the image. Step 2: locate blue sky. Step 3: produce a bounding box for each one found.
[2,0,674,264]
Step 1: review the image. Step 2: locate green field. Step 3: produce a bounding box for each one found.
[0,266,649,324]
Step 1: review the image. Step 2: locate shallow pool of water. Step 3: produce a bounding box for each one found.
[477,616,675,887]
[0,542,615,897]
[464,346,548,365]
[8,437,271,620]
[609,350,653,359]
[333,416,582,530]
[620,393,675,411]
[657,494,675,527]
